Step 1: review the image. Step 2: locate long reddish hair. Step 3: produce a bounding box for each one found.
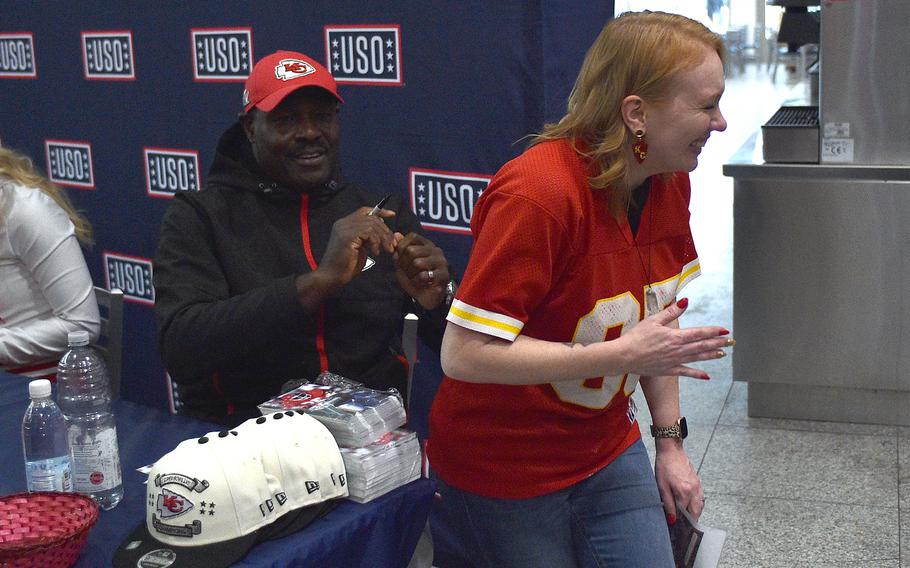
[531,11,724,217]
[0,146,93,245]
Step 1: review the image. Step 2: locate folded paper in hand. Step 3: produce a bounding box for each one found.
[669,503,727,568]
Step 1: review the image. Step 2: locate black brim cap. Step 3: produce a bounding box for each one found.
[114,517,257,568]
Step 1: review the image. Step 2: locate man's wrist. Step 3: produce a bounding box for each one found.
[295,270,341,313]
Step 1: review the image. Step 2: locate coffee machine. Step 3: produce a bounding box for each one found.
[724,0,910,427]
[818,0,910,164]
[762,0,910,165]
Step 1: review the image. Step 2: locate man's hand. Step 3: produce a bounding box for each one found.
[319,207,396,285]
[296,207,395,312]
[393,232,450,310]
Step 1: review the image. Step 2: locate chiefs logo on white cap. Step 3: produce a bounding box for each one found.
[157,488,194,519]
[274,59,315,81]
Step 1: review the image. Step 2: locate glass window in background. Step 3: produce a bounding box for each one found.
[614,0,793,76]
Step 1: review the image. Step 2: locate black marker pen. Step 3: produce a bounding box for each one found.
[368,193,392,216]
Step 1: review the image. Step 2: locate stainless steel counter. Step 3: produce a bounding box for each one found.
[724,131,910,181]
[724,132,910,426]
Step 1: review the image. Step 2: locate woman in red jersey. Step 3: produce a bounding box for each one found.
[428,11,732,568]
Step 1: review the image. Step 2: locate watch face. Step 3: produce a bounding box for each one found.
[678,417,688,439]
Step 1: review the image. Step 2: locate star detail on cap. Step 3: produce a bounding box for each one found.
[198,500,217,516]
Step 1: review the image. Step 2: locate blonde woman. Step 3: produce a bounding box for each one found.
[0,146,100,377]
[429,12,731,567]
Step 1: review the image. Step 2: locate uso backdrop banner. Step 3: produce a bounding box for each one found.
[0,1,614,436]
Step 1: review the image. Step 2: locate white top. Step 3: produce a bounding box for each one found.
[29,378,52,398]
[68,330,90,346]
[0,180,100,367]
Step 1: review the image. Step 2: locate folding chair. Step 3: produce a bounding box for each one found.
[93,286,124,399]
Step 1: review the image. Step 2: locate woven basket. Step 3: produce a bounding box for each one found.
[0,492,99,568]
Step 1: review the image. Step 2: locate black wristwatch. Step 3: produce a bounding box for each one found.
[650,417,688,440]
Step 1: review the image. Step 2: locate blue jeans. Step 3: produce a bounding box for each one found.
[433,439,673,568]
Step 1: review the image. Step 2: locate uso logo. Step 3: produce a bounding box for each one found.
[409,168,490,235]
[0,33,36,78]
[81,30,135,80]
[324,25,402,85]
[191,27,252,82]
[45,140,94,189]
[104,252,155,305]
[144,147,201,197]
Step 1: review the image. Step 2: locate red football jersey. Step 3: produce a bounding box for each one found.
[427,139,700,499]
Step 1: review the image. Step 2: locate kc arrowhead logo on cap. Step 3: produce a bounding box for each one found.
[275,58,315,81]
[241,50,343,114]
[157,487,194,519]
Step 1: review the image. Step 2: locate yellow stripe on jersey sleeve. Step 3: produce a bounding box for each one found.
[677,258,701,292]
[446,299,524,341]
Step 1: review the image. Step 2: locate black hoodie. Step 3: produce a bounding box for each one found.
[153,122,442,425]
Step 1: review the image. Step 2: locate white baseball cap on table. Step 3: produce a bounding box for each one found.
[113,411,347,568]
[235,410,348,541]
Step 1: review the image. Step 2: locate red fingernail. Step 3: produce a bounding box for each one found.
[676,298,689,310]
[698,374,711,381]
[667,514,676,525]
[718,328,730,336]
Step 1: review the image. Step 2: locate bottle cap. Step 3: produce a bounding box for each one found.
[67,330,91,346]
[28,379,52,399]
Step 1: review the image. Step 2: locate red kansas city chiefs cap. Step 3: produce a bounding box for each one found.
[242,50,344,113]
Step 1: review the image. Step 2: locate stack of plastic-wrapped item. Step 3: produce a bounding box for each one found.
[258,372,421,503]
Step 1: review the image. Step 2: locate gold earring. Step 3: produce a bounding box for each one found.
[632,130,647,164]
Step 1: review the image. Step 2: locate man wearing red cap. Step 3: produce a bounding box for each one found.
[153,51,453,426]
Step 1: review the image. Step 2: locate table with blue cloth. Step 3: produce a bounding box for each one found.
[0,371,434,568]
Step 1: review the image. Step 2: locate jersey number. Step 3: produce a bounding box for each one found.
[551,279,677,410]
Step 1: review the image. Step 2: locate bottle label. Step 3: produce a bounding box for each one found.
[25,456,73,492]
[68,426,122,491]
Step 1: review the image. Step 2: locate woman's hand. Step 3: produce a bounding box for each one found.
[654,440,704,522]
[615,298,732,380]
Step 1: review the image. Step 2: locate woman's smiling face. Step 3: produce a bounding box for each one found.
[642,47,727,174]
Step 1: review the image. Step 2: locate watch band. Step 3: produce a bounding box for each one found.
[443,280,457,307]
[650,417,688,439]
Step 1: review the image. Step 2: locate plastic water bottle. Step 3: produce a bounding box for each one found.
[22,379,73,492]
[57,330,123,510]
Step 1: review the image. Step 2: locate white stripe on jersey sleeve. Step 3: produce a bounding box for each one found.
[446,299,524,341]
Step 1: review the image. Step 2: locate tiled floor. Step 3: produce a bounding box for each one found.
[632,64,909,567]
